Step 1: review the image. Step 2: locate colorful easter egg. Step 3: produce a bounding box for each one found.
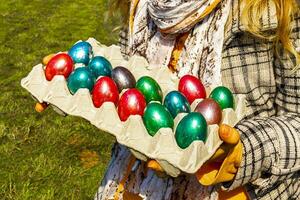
[136,76,163,103]
[68,41,93,65]
[45,53,74,81]
[209,86,234,109]
[111,66,136,92]
[194,98,222,125]
[143,102,174,136]
[178,75,206,104]
[88,56,112,78]
[67,67,95,94]
[175,112,207,149]
[118,88,147,121]
[163,91,191,118]
[92,77,119,108]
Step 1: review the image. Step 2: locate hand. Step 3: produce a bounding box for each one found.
[42,53,55,65]
[146,124,242,182]
[35,102,48,112]
[196,124,243,185]
[34,54,55,113]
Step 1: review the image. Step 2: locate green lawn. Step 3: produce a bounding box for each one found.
[0,1,120,199]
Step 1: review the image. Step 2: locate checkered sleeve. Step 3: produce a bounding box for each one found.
[224,114,300,194]
[223,15,300,197]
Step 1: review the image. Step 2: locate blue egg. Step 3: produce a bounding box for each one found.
[88,56,112,78]
[67,67,95,94]
[163,91,191,118]
[68,41,93,65]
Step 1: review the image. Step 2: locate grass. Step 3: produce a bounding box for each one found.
[0,0,120,199]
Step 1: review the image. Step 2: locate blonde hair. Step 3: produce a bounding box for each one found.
[110,0,300,68]
[241,0,300,70]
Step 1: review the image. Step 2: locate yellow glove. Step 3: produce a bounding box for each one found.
[196,124,243,186]
[147,124,246,200]
[147,124,242,181]
[147,160,164,172]
[42,53,55,65]
[35,102,48,112]
[33,54,55,113]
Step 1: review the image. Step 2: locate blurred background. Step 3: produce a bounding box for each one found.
[0,0,120,199]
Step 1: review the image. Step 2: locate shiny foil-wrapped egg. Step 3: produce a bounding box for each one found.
[118,88,147,121]
[111,66,136,92]
[143,102,174,136]
[163,91,191,118]
[88,56,112,78]
[178,75,206,104]
[92,77,119,108]
[209,86,234,109]
[194,98,222,125]
[67,67,95,94]
[136,76,163,103]
[45,53,74,81]
[68,41,93,65]
[175,112,207,149]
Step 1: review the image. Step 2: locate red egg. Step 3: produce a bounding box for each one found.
[45,53,74,81]
[118,89,147,121]
[178,75,206,104]
[194,98,222,125]
[92,77,119,108]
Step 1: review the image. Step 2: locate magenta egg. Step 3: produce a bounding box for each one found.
[118,89,147,122]
[45,53,74,81]
[92,77,119,108]
[194,98,222,125]
[178,75,206,104]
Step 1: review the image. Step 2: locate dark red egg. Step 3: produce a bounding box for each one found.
[92,77,119,108]
[178,75,206,104]
[118,88,147,121]
[194,98,222,125]
[45,53,74,81]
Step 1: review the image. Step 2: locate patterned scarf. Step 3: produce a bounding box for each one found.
[128,0,231,87]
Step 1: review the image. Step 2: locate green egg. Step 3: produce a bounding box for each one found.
[143,102,174,136]
[209,86,234,109]
[136,76,163,103]
[175,112,207,149]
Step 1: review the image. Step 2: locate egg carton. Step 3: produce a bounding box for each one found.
[21,38,246,177]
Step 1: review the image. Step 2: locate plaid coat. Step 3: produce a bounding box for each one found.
[220,0,300,199]
[96,0,300,199]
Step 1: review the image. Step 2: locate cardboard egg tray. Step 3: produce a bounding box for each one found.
[21,38,246,177]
